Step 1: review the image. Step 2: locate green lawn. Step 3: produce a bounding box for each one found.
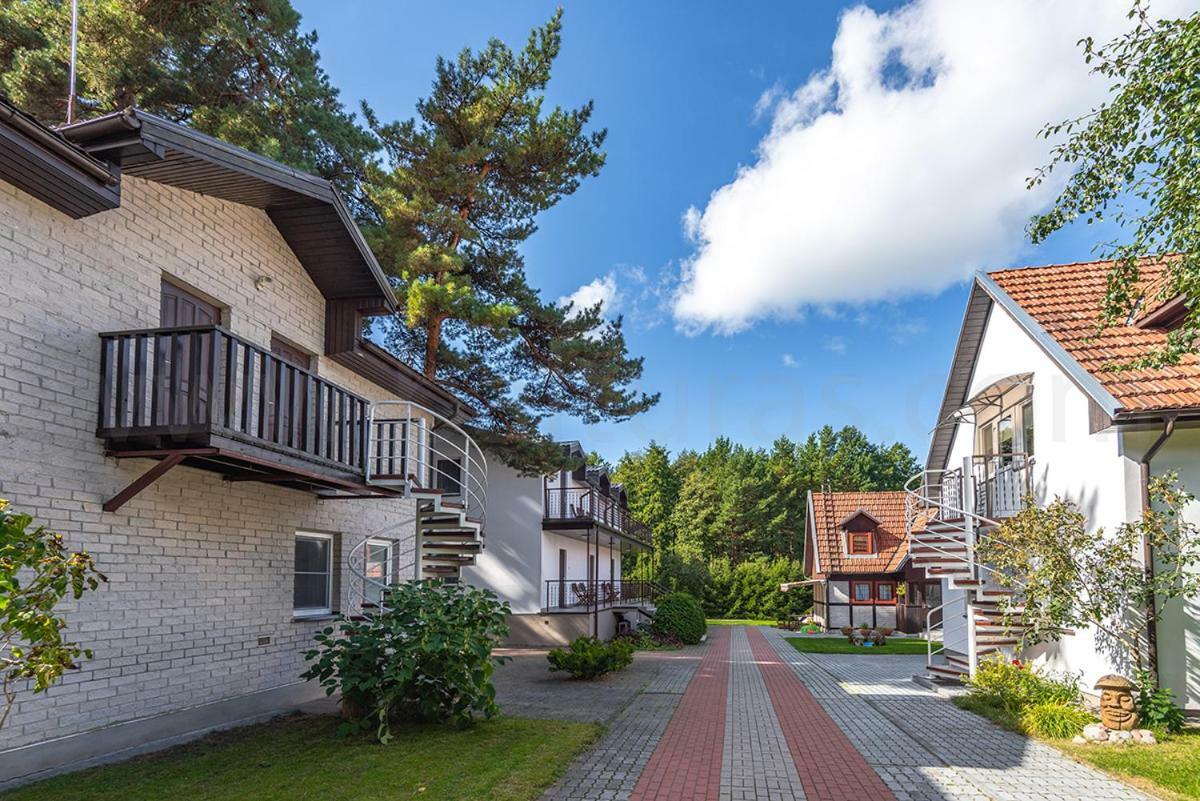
[954,695,1200,800]
[786,636,932,655]
[0,714,601,801]
[706,618,775,626]
[1058,730,1200,800]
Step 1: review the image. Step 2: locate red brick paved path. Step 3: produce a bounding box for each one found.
[745,626,898,801]
[628,626,731,801]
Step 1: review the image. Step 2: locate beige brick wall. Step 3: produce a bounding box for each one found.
[0,177,421,750]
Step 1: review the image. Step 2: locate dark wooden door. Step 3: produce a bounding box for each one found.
[267,335,312,448]
[161,280,220,327]
[159,281,222,425]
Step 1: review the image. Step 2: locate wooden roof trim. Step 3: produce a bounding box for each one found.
[838,508,881,528]
[59,107,395,311]
[0,98,120,218]
[1135,294,1188,331]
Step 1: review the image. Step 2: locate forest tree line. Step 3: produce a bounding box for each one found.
[611,425,919,620]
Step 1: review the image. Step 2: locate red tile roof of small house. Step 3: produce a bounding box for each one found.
[807,491,919,579]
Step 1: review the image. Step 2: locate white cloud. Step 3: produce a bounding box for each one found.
[560,273,621,320]
[753,81,785,123]
[672,0,1192,334]
[823,336,848,356]
[782,353,800,368]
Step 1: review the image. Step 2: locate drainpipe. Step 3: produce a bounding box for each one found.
[1138,414,1177,684]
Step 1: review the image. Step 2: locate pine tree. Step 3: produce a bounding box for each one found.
[362,11,656,471]
[0,0,374,200]
[613,442,680,552]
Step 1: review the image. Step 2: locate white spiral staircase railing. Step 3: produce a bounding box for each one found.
[345,399,489,611]
[904,463,1030,681]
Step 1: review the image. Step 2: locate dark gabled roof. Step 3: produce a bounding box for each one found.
[839,509,881,529]
[58,107,395,311]
[0,98,120,218]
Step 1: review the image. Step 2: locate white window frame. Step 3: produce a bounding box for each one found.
[364,539,394,605]
[294,531,334,618]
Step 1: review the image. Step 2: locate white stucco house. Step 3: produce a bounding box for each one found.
[909,259,1199,713]
[461,441,655,644]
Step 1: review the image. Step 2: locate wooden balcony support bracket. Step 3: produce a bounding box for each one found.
[102,451,190,512]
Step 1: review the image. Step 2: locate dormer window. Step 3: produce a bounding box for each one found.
[839,509,880,556]
[848,531,874,555]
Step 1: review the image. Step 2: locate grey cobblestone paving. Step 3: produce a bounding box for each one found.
[721,626,805,801]
[761,629,1151,801]
[539,651,702,801]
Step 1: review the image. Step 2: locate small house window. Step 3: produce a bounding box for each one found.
[294,532,334,616]
[1021,400,1034,454]
[998,415,1015,456]
[852,581,873,603]
[876,581,895,602]
[848,531,874,555]
[363,539,393,607]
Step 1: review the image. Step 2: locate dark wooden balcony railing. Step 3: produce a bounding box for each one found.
[98,325,370,474]
[543,579,660,611]
[543,486,651,542]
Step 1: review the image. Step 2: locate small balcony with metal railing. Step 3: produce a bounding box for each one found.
[542,485,651,546]
[542,578,661,613]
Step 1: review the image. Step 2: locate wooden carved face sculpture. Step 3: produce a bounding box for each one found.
[1094,675,1138,731]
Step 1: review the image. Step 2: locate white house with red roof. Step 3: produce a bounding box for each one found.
[911,258,1200,713]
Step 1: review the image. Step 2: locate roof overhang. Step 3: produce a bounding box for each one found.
[838,508,881,529]
[0,99,120,218]
[327,338,474,423]
[58,108,395,311]
[927,272,1127,470]
[806,491,821,576]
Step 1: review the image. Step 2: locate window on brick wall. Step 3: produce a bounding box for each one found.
[294,531,334,616]
[363,539,393,608]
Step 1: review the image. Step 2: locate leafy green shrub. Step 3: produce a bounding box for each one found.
[1135,670,1186,734]
[302,581,510,742]
[965,657,1081,716]
[1020,701,1094,738]
[652,592,707,644]
[1,499,106,729]
[613,630,678,651]
[548,636,634,679]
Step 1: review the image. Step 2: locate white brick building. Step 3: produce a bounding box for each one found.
[0,103,486,784]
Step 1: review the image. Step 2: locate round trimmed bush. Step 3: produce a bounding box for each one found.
[652,591,707,645]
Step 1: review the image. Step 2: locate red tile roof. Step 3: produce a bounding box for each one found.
[807,491,916,578]
[988,259,1200,413]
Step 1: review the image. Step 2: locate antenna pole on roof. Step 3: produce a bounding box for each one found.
[66,0,78,123]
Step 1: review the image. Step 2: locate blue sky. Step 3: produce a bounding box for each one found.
[293,1,1150,464]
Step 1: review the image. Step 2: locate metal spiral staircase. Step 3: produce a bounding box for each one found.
[346,399,488,609]
[904,463,1029,683]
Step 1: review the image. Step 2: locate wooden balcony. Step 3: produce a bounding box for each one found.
[543,486,651,545]
[97,325,390,508]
